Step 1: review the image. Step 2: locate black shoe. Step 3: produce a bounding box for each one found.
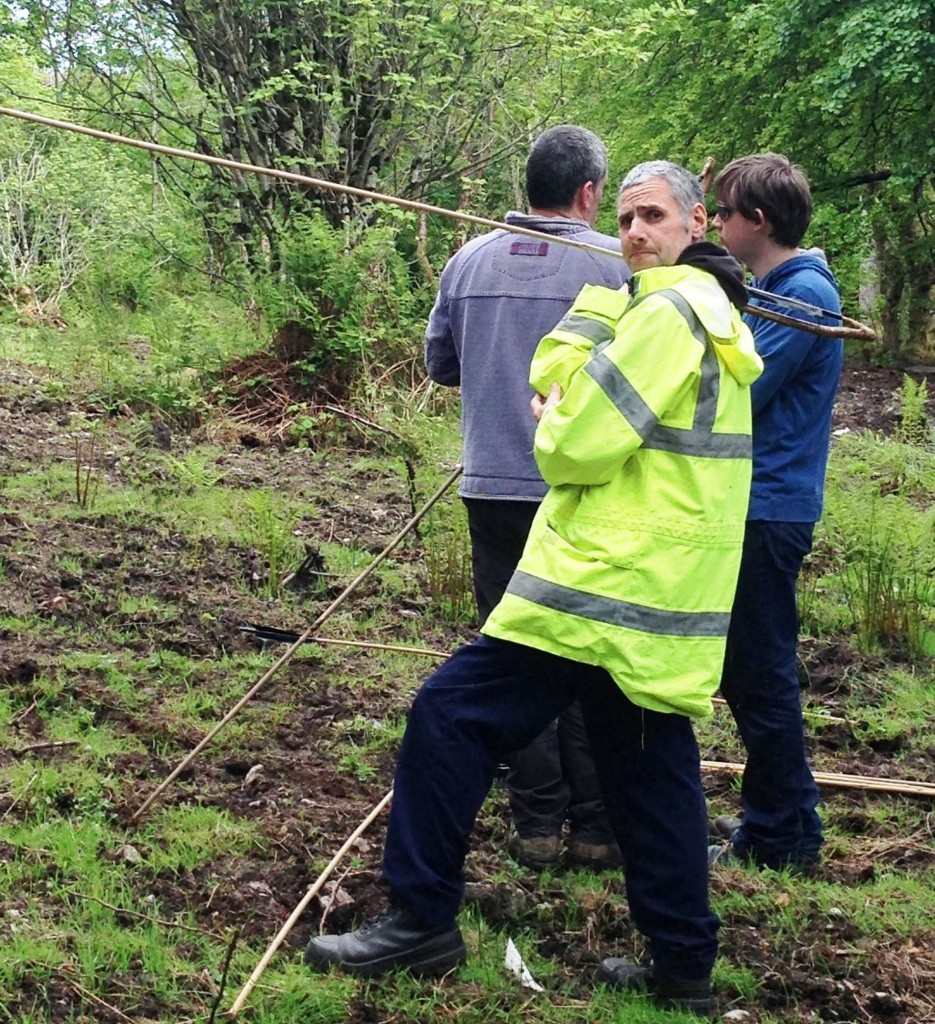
[304,905,466,978]
[599,957,714,1017]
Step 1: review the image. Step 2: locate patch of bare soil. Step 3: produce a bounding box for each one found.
[1,358,934,1023]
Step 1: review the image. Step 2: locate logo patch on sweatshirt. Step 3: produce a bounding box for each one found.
[509,241,549,256]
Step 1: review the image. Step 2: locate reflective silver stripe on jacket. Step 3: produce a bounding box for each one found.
[507,570,731,637]
[584,287,751,460]
[553,313,615,348]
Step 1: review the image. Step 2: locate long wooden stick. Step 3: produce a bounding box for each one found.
[0,105,874,340]
[702,760,935,798]
[132,465,462,820]
[301,636,448,659]
[227,788,394,1017]
[280,634,850,725]
[0,106,615,258]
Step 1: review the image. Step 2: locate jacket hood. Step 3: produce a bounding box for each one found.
[631,263,763,387]
[677,241,749,309]
[754,249,838,292]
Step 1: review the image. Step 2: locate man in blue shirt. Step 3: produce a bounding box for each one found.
[711,153,843,870]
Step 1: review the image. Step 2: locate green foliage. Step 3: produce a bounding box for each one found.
[0,41,156,320]
[257,211,421,385]
[245,490,303,598]
[895,375,931,447]
[814,431,935,654]
[423,499,476,625]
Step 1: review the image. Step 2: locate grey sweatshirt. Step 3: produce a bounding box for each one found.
[425,211,630,499]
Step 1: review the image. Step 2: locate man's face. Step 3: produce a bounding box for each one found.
[712,197,760,268]
[617,177,705,271]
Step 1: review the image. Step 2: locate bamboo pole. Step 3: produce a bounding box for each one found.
[277,633,850,726]
[702,760,935,798]
[227,788,394,1017]
[132,466,462,820]
[261,634,448,660]
[0,107,616,258]
[0,105,875,341]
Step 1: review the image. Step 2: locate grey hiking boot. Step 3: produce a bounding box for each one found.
[708,841,820,876]
[709,814,742,840]
[507,831,561,870]
[566,837,624,870]
[598,957,714,1018]
[304,905,465,978]
[708,842,736,868]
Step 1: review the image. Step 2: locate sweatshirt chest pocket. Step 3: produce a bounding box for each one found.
[490,247,570,283]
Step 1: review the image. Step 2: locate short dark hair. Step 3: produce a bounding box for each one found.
[715,153,812,247]
[525,125,607,210]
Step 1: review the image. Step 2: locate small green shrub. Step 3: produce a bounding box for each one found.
[818,432,935,654]
[895,375,931,448]
[257,211,421,388]
[424,501,476,626]
[245,490,303,598]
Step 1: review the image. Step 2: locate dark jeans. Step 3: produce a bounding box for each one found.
[720,520,823,867]
[383,636,719,979]
[464,498,614,843]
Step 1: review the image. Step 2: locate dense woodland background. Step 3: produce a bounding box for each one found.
[1,0,934,406]
[1,6,935,1024]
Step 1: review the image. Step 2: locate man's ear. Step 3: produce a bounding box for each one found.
[689,201,708,242]
[749,206,770,233]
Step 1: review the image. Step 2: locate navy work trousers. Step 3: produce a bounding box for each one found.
[464,498,614,844]
[382,635,719,980]
[720,520,823,866]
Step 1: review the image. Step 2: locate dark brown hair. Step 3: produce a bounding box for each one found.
[715,153,812,247]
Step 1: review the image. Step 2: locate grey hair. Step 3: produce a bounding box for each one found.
[618,161,704,222]
[526,125,608,210]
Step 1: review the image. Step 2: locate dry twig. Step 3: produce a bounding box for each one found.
[12,699,38,725]
[55,970,135,1024]
[208,929,240,1024]
[1,771,38,821]
[13,739,79,757]
[68,890,224,940]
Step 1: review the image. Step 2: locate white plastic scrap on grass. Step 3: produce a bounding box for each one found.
[504,938,544,992]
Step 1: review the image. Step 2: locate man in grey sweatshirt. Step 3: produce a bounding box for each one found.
[424,124,631,869]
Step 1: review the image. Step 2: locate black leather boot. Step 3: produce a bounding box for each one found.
[599,957,714,1017]
[305,905,466,978]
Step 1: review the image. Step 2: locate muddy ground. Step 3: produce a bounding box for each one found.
[1,360,934,1023]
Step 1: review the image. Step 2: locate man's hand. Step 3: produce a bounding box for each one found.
[531,382,563,422]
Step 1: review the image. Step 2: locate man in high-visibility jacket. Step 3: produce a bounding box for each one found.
[306,161,763,1018]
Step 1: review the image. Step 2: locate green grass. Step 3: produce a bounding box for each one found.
[1,347,934,1022]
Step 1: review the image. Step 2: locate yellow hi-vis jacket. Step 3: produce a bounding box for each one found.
[483,263,763,718]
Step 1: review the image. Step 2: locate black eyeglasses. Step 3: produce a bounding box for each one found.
[714,204,734,220]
